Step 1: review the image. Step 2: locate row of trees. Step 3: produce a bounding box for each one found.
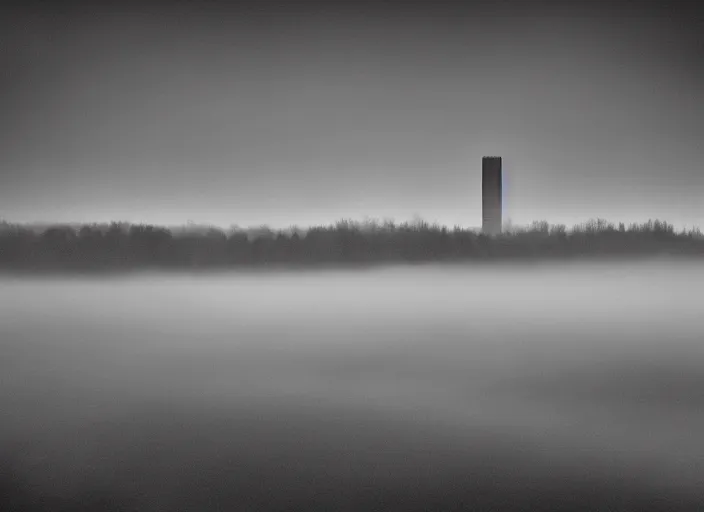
[0,218,702,271]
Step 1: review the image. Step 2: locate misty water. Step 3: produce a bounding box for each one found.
[2,261,704,510]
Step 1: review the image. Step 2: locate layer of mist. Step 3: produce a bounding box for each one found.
[1,261,703,510]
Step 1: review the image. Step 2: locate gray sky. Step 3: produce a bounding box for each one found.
[1,0,702,229]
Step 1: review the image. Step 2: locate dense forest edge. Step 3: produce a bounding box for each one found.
[0,218,702,272]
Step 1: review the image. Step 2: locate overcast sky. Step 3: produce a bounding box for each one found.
[1,0,702,229]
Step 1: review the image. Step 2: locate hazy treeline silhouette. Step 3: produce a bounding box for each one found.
[0,218,702,271]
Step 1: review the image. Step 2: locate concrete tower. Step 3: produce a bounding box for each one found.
[482,156,502,236]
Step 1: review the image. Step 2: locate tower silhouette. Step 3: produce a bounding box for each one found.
[482,156,502,235]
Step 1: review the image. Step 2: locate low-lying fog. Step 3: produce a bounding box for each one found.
[1,261,703,510]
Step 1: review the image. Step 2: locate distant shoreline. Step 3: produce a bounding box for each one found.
[0,218,701,274]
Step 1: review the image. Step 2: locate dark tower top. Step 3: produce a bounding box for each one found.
[482,156,502,236]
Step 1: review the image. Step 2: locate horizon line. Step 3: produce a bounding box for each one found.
[0,216,700,233]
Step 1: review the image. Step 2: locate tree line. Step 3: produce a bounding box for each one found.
[0,218,701,271]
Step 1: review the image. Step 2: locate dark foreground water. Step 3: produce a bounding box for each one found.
[1,261,703,511]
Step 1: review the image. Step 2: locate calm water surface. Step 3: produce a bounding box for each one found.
[1,261,703,510]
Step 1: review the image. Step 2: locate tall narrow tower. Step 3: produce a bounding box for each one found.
[482,156,502,236]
